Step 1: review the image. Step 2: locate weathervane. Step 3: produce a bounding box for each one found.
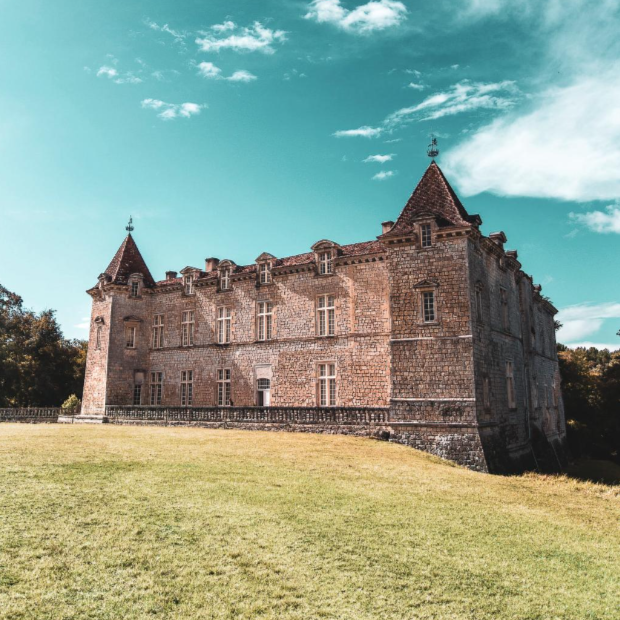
[126,216,134,233]
[427,134,439,158]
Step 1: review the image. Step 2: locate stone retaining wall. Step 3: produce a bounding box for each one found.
[0,408,61,423]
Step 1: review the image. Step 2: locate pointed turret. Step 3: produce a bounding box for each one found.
[103,233,155,287]
[381,161,480,238]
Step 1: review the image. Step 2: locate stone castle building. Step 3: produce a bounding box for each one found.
[82,161,567,473]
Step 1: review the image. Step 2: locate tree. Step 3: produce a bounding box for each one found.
[0,283,87,407]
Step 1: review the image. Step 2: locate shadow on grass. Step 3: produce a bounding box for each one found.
[566,458,620,486]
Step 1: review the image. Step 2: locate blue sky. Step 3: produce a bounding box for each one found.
[0,0,618,348]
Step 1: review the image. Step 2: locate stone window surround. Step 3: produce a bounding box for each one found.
[256,300,273,342]
[150,371,163,405]
[217,306,232,344]
[181,309,195,347]
[180,369,193,407]
[413,279,439,325]
[316,294,336,337]
[217,368,232,406]
[123,316,141,349]
[419,221,433,249]
[128,273,144,298]
[152,314,164,349]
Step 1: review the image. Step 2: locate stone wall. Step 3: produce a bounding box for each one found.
[0,408,60,423]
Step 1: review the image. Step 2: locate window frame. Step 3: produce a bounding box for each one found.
[183,274,195,296]
[505,361,516,410]
[420,223,432,248]
[181,310,195,347]
[256,301,273,341]
[180,370,193,407]
[217,368,231,406]
[125,325,136,349]
[220,268,231,291]
[149,371,163,406]
[258,262,272,285]
[317,362,337,407]
[317,294,335,337]
[217,306,232,344]
[318,251,333,275]
[422,290,436,323]
[130,280,140,298]
[152,314,164,349]
[133,383,142,406]
[95,325,102,350]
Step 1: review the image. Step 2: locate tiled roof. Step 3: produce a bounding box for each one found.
[153,240,384,287]
[104,234,155,287]
[384,161,475,237]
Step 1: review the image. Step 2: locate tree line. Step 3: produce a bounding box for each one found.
[0,284,86,407]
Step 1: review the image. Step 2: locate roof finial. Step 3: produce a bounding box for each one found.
[427,134,439,159]
[126,216,134,233]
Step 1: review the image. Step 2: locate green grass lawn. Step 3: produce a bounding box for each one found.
[0,425,618,620]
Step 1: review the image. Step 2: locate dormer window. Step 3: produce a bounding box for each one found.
[130,281,139,297]
[259,262,272,285]
[184,274,194,295]
[318,251,333,275]
[420,223,432,248]
[221,268,230,291]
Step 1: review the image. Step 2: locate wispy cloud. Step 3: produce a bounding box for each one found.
[407,82,426,90]
[96,59,143,85]
[141,99,204,120]
[197,62,257,82]
[196,21,286,54]
[443,1,620,202]
[333,80,517,138]
[334,125,383,138]
[569,205,620,234]
[386,80,519,125]
[305,0,408,34]
[145,19,186,45]
[565,342,620,352]
[557,302,620,343]
[372,170,396,180]
[364,154,394,163]
[97,66,118,79]
[75,317,90,330]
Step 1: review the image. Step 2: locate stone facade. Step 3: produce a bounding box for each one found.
[82,161,568,473]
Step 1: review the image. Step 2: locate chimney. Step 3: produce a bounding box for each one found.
[506,250,518,260]
[205,257,220,272]
[381,221,394,235]
[165,271,177,281]
[489,231,507,249]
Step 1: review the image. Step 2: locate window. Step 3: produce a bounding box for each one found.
[95,325,102,350]
[217,307,232,344]
[184,274,194,295]
[483,376,491,409]
[475,286,483,322]
[422,291,436,323]
[220,268,231,291]
[259,262,271,285]
[257,378,270,407]
[257,301,273,341]
[150,372,163,405]
[500,287,509,331]
[181,310,194,347]
[130,281,139,297]
[421,223,432,248]
[217,368,231,406]
[181,370,193,406]
[505,361,516,409]
[552,379,558,407]
[318,363,336,407]
[152,314,164,349]
[317,295,335,336]
[133,383,142,406]
[318,251,333,275]
[125,325,136,348]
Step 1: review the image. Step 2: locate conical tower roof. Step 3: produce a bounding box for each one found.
[383,161,478,237]
[103,233,155,287]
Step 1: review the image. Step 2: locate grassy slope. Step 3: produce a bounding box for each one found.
[0,425,618,620]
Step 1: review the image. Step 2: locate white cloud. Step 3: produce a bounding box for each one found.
[197,62,222,78]
[141,99,204,120]
[305,0,408,34]
[114,74,142,84]
[407,82,425,90]
[212,21,236,33]
[334,125,383,138]
[570,205,620,234]
[386,80,519,125]
[364,154,394,163]
[443,72,620,201]
[145,19,186,44]
[97,66,118,79]
[373,170,396,180]
[405,69,421,77]
[197,62,256,83]
[227,70,257,82]
[196,21,286,54]
[75,317,90,330]
[565,342,620,352]
[557,302,620,344]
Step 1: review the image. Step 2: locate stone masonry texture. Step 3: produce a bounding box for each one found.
[81,162,568,474]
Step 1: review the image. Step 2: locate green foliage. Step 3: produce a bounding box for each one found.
[0,283,87,407]
[558,344,620,463]
[61,394,81,412]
